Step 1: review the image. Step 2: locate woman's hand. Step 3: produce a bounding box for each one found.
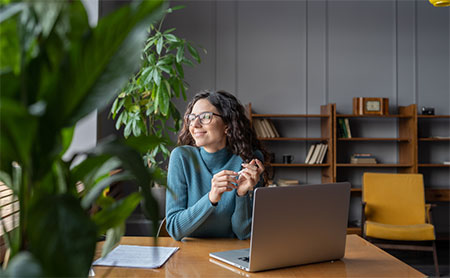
[209,170,238,204]
[236,159,264,196]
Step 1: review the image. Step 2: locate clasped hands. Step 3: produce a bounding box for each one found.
[208,159,264,204]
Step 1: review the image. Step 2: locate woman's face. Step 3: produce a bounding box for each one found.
[188,99,228,153]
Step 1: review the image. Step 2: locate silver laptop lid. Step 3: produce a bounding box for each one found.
[248,182,351,272]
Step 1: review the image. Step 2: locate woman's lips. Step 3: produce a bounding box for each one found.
[193,131,206,137]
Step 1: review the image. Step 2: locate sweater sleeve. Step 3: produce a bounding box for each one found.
[165,147,215,241]
[231,150,265,239]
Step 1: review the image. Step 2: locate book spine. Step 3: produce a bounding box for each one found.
[263,119,276,138]
[260,119,271,138]
[344,118,352,138]
[268,119,280,137]
[339,119,348,138]
[305,144,316,163]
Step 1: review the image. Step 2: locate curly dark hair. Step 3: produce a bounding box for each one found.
[178,90,270,184]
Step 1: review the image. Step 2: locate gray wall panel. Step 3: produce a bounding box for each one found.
[417,0,450,114]
[237,1,307,113]
[328,0,397,114]
[397,0,416,105]
[216,1,238,93]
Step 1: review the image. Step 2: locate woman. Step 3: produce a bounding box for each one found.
[165,90,268,241]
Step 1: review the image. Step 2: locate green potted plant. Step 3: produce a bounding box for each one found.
[109,6,205,219]
[110,5,205,167]
[0,0,167,276]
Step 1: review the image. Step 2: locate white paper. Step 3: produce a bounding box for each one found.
[92,245,179,269]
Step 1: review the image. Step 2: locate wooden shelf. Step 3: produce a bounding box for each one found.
[418,164,450,167]
[258,137,329,141]
[252,114,328,118]
[419,138,450,141]
[338,137,410,142]
[336,163,413,167]
[270,163,330,167]
[248,103,334,184]
[337,114,411,118]
[248,103,448,237]
[418,115,450,119]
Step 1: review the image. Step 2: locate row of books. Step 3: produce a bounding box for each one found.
[277,179,300,187]
[253,119,280,138]
[338,118,352,138]
[350,153,377,164]
[305,143,328,164]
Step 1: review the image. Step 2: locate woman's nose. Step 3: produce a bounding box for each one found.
[190,117,202,127]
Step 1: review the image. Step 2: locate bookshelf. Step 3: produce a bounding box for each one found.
[247,103,334,184]
[334,104,416,185]
[417,115,450,203]
[247,103,449,236]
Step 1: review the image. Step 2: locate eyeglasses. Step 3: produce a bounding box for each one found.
[186,112,222,125]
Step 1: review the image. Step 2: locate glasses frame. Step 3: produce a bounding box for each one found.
[186,112,223,125]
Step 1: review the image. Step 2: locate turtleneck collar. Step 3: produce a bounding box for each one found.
[199,146,233,174]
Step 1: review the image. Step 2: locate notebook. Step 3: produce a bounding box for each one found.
[209,182,351,272]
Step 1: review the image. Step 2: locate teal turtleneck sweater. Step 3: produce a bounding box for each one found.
[166,145,263,241]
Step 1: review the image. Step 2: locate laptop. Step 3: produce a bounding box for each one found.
[209,182,351,272]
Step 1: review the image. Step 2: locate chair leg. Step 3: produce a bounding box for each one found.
[432,241,440,277]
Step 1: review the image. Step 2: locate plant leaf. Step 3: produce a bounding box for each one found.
[187,43,200,63]
[176,45,184,63]
[28,194,98,277]
[156,36,163,55]
[60,126,75,156]
[92,192,141,235]
[163,33,178,42]
[175,62,184,79]
[101,224,125,257]
[153,68,161,86]
[4,251,43,277]
[53,1,166,127]
[81,171,133,209]
[0,171,13,190]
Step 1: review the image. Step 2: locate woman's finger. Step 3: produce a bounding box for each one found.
[255,159,265,172]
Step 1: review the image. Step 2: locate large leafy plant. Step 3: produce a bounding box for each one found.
[111,6,205,167]
[0,0,167,277]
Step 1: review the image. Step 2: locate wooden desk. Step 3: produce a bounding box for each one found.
[92,235,425,277]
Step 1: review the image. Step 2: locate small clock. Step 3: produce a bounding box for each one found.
[353,97,389,115]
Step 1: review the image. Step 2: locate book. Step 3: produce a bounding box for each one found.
[255,119,269,138]
[351,153,377,164]
[277,179,300,187]
[344,118,352,138]
[318,144,328,164]
[267,119,280,137]
[252,120,264,138]
[309,143,323,164]
[314,144,324,164]
[259,119,271,138]
[351,158,377,164]
[338,118,348,138]
[352,153,373,157]
[305,144,316,163]
[263,119,276,138]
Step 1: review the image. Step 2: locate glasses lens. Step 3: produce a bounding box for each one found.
[200,112,212,124]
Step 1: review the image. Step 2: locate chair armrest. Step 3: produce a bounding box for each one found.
[425,203,436,224]
[361,202,367,237]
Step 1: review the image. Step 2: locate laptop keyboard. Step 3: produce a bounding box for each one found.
[238,256,249,262]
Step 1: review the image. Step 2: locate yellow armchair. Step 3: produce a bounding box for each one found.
[362,173,440,277]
